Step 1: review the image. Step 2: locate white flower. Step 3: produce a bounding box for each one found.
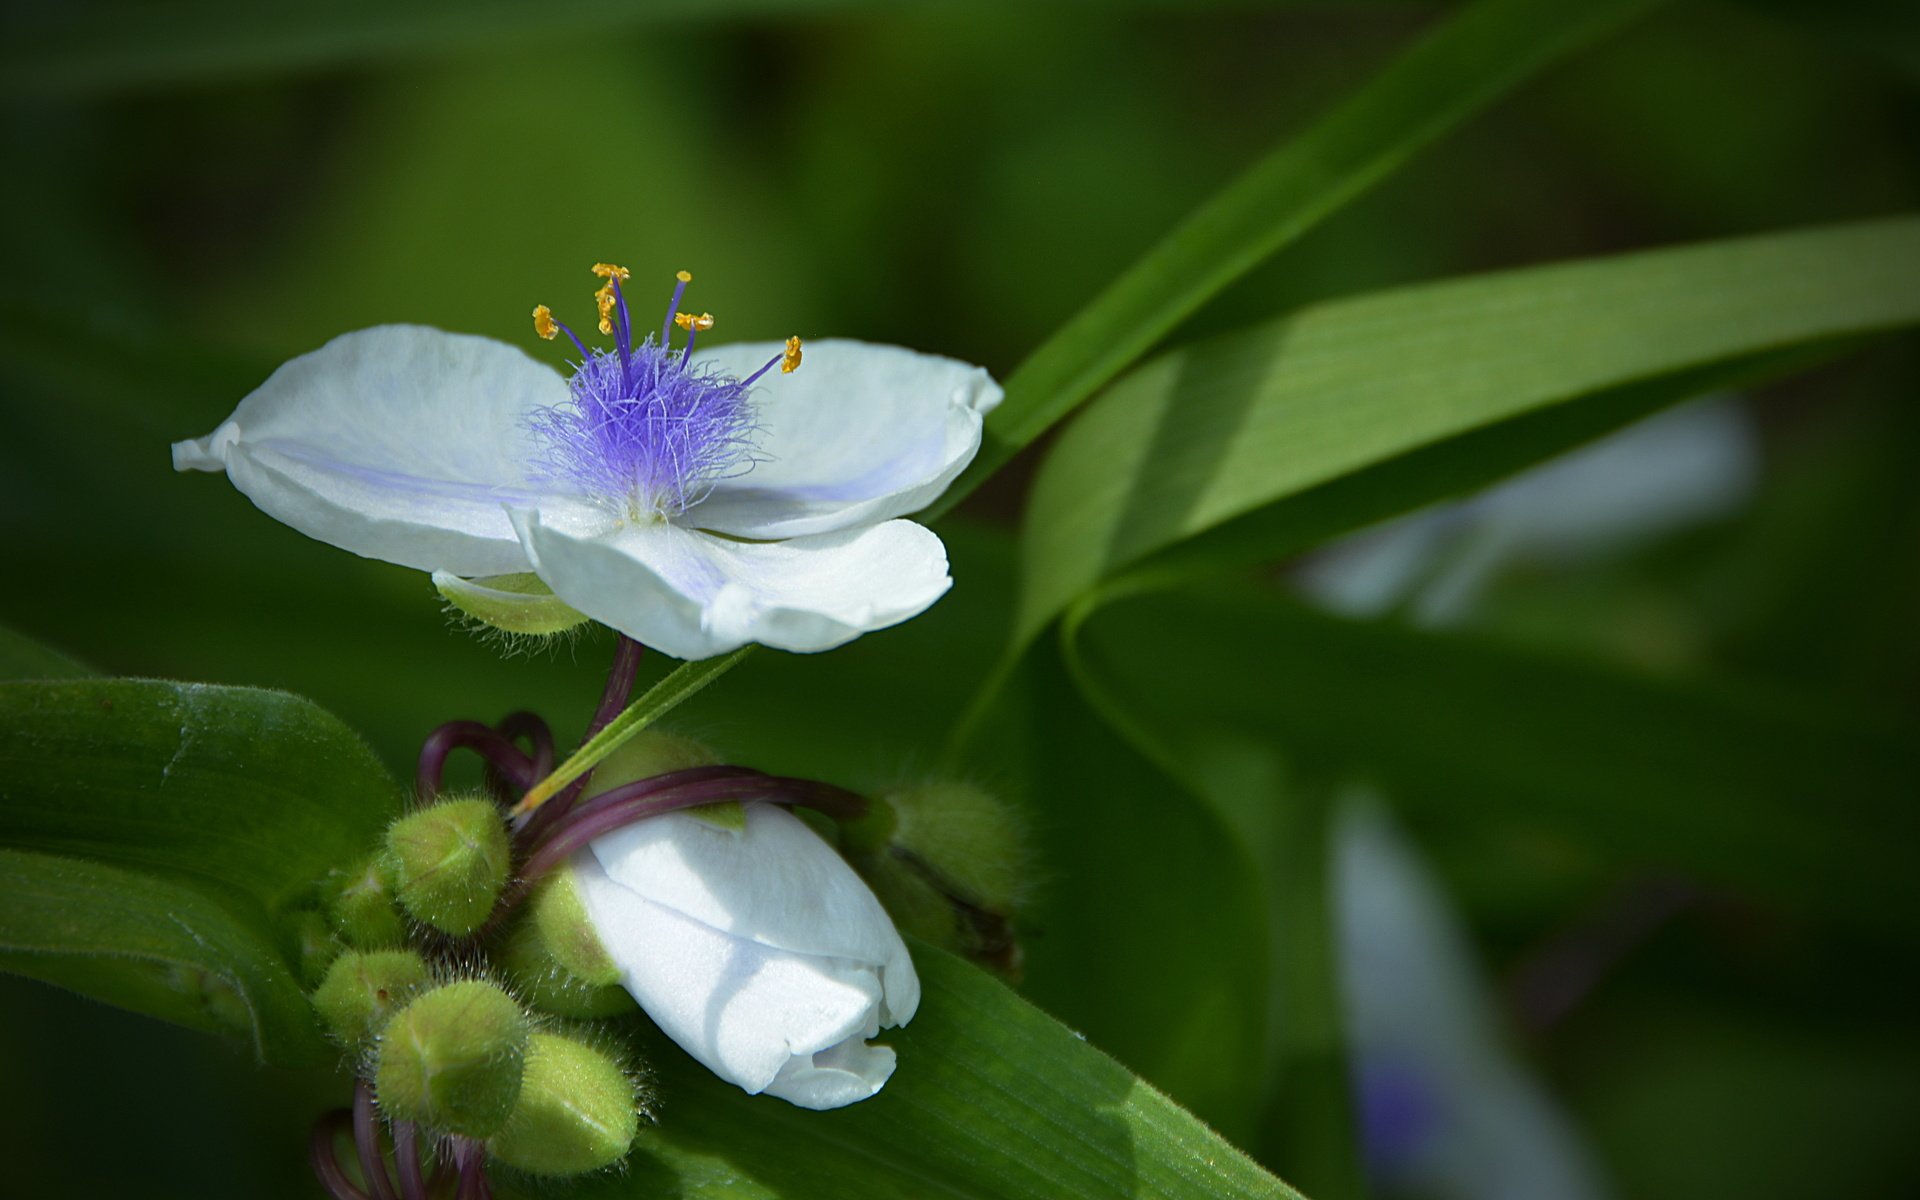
[569,801,920,1110]
[171,269,1001,658]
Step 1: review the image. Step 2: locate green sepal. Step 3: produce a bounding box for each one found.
[325,852,407,949]
[853,782,1028,971]
[376,979,529,1137]
[433,571,590,636]
[310,948,430,1048]
[496,867,635,1019]
[384,796,511,936]
[288,908,343,988]
[488,1031,641,1177]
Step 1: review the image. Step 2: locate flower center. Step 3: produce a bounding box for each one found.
[528,266,802,522]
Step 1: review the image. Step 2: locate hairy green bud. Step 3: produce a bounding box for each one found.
[497,867,633,1019]
[288,908,343,988]
[326,852,407,949]
[376,980,529,1137]
[858,781,1027,974]
[384,797,511,936]
[488,1032,640,1176]
[311,949,430,1048]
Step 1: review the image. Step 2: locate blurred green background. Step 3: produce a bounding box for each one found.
[1,1,1917,1197]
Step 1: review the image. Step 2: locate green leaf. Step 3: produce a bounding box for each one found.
[0,848,326,1064]
[1064,581,1920,932]
[524,945,1300,1200]
[934,0,1665,518]
[0,679,402,908]
[0,624,93,681]
[0,0,862,97]
[1016,217,1920,642]
[516,648,754,814]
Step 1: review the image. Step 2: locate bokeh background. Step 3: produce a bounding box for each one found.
[2,1,1917,1197]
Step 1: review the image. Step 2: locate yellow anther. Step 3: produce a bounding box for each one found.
[781,335,803,374]
[676,270,693,283]
[673,311,715,333]
[591,263,632,282]
[594,285,616,335]
[532,305,559,341]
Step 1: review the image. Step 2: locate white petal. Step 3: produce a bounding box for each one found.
[511,509,952,660]
[763,1036,898,1110]
[170,325,576,576]
[685,339,1001,539]
[589,804,919,1026]
[570,850,897,1105]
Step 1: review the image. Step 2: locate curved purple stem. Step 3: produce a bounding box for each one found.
[587,636,645,740]
[494,711,555,780]
[353,1079,401,1200]
[452,1139,490,1200]
[393,1120,429,1200]
[310,1110,372,1200]
[520,770,868,884]
[416,721,536,800]
[535,765,767,843]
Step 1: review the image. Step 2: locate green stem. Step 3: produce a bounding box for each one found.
[511,646,752,815]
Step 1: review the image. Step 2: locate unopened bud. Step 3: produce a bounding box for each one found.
[311,949,430,1048]
[497,867,634,1019]
[384,796,511,935]
[289,908,342,988]
[488,1032,641,1176]
[857,781,1027,974]
[376,980,528,1137]
[325,852,407,949]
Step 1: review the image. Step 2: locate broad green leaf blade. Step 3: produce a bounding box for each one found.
[0,624,93,681]
[529,946,1299,1200]
[515,647,753,814]
[1066,582,1920,932]
[0,679,402,908]
[935,0,1665,517]
[0,848,326,1065]
[1017,217,1920,642]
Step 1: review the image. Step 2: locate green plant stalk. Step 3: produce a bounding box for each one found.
[512,646,752,815]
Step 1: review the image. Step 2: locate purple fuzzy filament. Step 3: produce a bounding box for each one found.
[416,721,536,800]
[526,338,761,519]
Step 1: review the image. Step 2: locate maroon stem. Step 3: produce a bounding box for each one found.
[416,721,536,800]
[393,1120,429,1200]
[494,711,555,780]
[352,1079,401,1200]
[586,635,645,739]
[310,1111,372,1200]
[520,771,868,884]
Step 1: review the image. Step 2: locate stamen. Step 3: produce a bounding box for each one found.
[672,311,715,333]
[531,304,589,359]
[591,263,631,338]
[741,335,804,387]
[662,269,692,343]
[610,274,633,371]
